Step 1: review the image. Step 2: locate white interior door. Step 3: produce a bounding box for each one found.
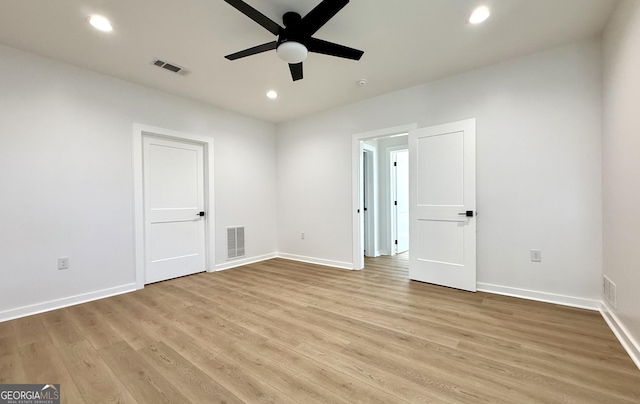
[143,136,206,284]
[394,150,410,254]
[409,119,476,292]
[363,151,369,256]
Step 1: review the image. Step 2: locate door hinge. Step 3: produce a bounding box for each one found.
[394,201,397,206]
[394,162,397,167]
[395,240,398,245]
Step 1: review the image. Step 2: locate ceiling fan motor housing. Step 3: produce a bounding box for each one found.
[278,12,305,50]
[223,0,364,81]
[282,11,302,28]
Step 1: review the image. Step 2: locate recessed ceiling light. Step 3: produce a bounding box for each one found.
[468,6,490,24]
[88,15,113,32]
[266,90,278,99]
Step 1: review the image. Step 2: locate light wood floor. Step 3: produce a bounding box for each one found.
[1,254,639,403]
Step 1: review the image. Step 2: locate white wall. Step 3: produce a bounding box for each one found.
[277,39,603,306]
[602,0,640,361]
[0,44,277,320]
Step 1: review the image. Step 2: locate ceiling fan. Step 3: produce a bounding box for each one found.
[223,0,364,81]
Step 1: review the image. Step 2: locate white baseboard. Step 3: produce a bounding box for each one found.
[0,283,136,323]
[477,282,600,311]
[214,253,277,272]
[600,301,640,371]
[276,253,354,270]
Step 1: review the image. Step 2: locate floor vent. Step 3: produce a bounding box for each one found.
[227,226,245,260]
[603,276,617,308]
[151,59,191,76]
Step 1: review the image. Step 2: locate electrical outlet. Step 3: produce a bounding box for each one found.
[530,249,541,262]
[58,257,69,270]
[301,232,305,240]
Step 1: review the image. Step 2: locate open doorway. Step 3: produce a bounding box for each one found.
[355,130,411,269]
[352,123,417,270]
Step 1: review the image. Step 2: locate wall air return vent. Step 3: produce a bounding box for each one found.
[603,275,617,308]
[227,226,245,260]
[151,59,191,76]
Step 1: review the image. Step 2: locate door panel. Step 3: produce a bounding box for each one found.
[409,119,476,292]
[416,220,465,265]
[143,136,206,284]
[150,221,200,262]
[417,132,464,206]
[148,145,200,209]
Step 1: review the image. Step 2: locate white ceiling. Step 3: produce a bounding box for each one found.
[0,0,616,123]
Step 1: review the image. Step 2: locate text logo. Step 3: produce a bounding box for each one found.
[0,384,60,404]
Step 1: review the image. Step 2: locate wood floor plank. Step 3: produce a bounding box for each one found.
[233,336,404,404]
[1,253,638,403]
[294,340,444,403]
[18,340,85,403]
[172,280,352,349]
[90,299,159,351]
[340,340,520,404]
[0,335,25,384]
[11,314,52,347]
[0,320,14,339]
[59,340,139,404]
[40,310,85,348]
[98,341,191,404]
[66,304,123,350]
[138,341,243,404]
[218,340,353,404]
[154,323,298,403]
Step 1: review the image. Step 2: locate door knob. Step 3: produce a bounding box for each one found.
[458,211,474,217]
[197,211,205,217]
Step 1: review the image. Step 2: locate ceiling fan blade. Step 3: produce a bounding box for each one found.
[306,38,363,60]
[297,0,349,37]
[289,63,303,81]
[225,41,278,60]
[223,0,283,36]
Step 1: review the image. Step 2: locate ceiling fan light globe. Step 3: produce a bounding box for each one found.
[468,6,490,24]
[277,41,308,64]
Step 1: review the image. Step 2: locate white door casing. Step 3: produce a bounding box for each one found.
[143,136,207,284]
[409,119,476,291]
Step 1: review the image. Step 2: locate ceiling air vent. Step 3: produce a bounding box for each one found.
[151,59,191,76]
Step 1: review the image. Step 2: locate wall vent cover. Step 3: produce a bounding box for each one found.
[151,59,191,76]
[227,226,245,260]
[603,275,617,308]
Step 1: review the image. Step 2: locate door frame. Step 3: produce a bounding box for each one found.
[132,123,215,290]
[388,146,409,255]
[352,123,417,270]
